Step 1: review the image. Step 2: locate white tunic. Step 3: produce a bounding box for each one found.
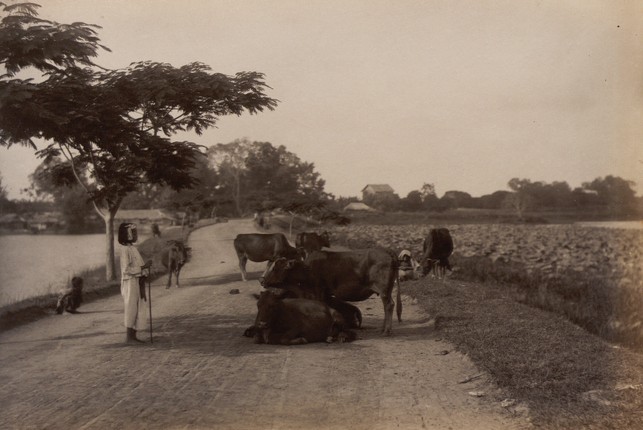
[120,244,148,331]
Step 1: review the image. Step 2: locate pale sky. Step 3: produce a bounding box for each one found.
[1,0,642,199]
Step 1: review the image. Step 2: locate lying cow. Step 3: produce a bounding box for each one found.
[295,231,330,257]
[263,248,401,335]
[161,240,191,289]
[233,233,303,281]
[420,228,454,278]
[248,291,356,345]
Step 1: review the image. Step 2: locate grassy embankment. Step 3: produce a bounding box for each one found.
[332,221,643,348]
[274,212,643,429]
[0,226,191,332]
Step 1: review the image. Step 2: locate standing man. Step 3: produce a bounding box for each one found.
[118,222,151,344]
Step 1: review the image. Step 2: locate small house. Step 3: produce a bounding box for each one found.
[361,184,395,200]
[114,209,178,230]
[27,212,65,232]
[0,213,28,231]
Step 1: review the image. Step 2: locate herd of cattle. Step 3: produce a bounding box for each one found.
[234,229,454,346]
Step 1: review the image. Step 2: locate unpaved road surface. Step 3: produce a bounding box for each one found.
[0,220,528,429]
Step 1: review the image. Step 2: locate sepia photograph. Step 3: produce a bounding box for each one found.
[0,0,641,428]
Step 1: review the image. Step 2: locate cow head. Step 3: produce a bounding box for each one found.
[167,240,190,270]
[253,291,286,343]
[288,246,306,261]
[420,258,452,277]
[420,258,438,276]
[260,257,303,287]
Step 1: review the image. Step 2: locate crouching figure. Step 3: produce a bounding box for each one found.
[398,249,420,282]
[56,276,84,314]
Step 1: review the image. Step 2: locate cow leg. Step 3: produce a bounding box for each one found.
[437,264,445,279]
[286,337,308,345]
[166,265,173,289]
[277,327,309,345]
[335,330,357,343]
[262,260,274,278]
[238,255,248,281]
[381,295,394,335]
[243,325,257,338]
[258,260,277,285]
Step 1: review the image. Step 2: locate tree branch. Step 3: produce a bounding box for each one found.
[58,141,105,218]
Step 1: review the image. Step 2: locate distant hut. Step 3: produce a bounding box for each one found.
[114,209,178,233]
[343,202,376,212]
[0,213,28,231]
[27,212,64,232]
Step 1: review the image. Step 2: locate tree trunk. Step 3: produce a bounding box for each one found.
[104,211,117,281]
[234,171,243,217]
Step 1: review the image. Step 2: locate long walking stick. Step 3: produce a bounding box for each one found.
[148,276,153,343]
[147,263,153,344]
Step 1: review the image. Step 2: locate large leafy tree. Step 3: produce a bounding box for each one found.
[207,138,255,216]
[208,139,328,216]
[244,142,327,207]
[0,3,277,279]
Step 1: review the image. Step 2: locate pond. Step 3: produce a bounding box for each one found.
[0,234,116,307]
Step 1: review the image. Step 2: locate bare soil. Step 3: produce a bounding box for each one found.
[0,219,528,429]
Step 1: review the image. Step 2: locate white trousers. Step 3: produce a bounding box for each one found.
[121,277,148,331]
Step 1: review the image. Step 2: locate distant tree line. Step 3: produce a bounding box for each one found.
[5,159,641,229]
[15,138,331,228]
[327,176,641,218]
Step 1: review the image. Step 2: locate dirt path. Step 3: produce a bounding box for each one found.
[0,219,528,429]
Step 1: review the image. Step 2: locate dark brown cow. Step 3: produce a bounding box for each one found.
[420,228,454,278]
[259,258,362,328]
[249,291,355,345]
[263,248,401,335]
[233,233,303,281]
[295,231,330,257]
[161,240,191,289]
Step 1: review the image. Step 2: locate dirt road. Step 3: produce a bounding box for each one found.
[0,220,527,429]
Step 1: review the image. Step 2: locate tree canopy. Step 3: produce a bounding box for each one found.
[207,138,328,216]
[0,2,278,279]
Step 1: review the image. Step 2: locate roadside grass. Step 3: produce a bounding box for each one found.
[451,254,643,350]
[0,226,190,332]
[403,277,643,429]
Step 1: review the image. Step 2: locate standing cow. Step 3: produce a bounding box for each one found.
[233,233,303,281]
[161,240,191,289]
[420,228,454,278]
[295,231,331,257]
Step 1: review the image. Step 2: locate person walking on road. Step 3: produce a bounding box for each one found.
[118,222,151,344]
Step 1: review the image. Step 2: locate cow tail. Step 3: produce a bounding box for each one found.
[389,251,402,323]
